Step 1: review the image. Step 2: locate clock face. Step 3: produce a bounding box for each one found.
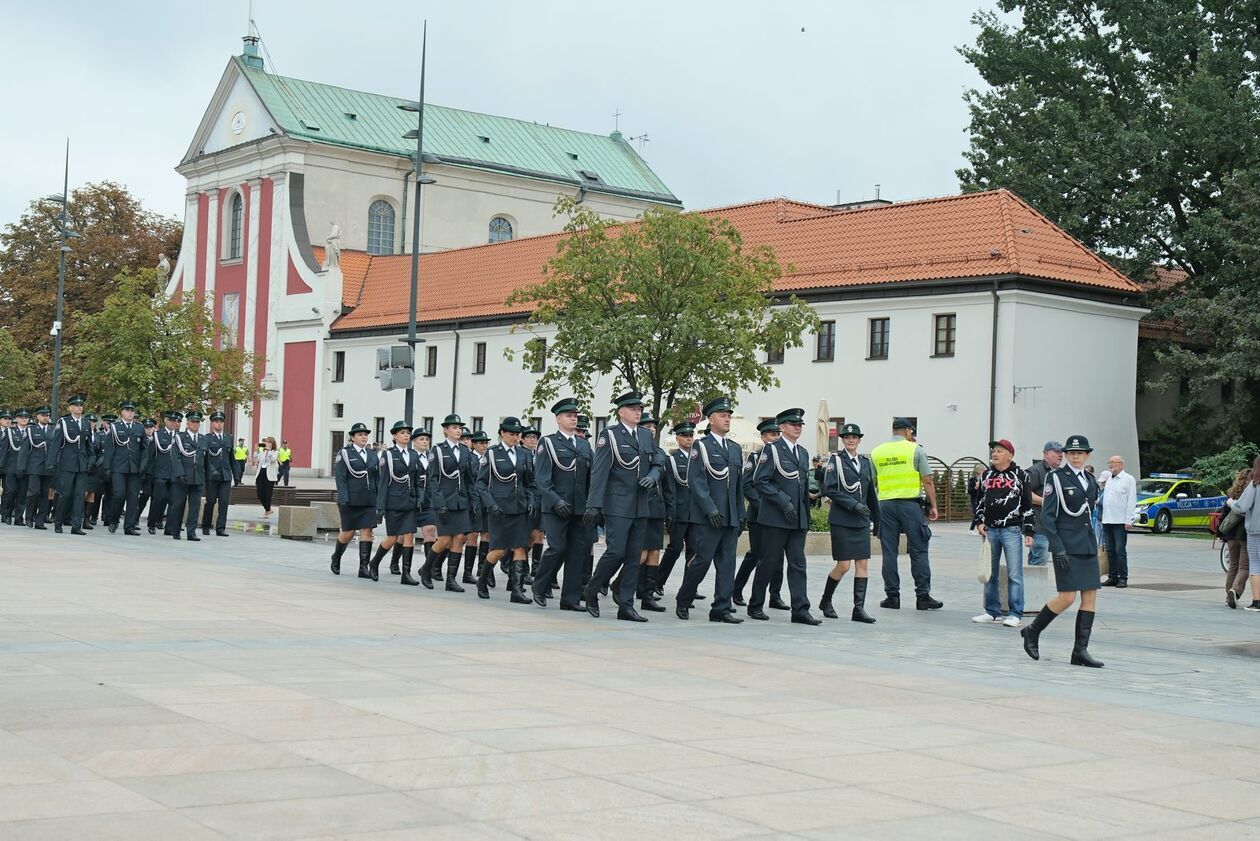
[230,111,246,135]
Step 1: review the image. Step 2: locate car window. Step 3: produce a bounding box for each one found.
[1137,480,1176,496]
[1171,482,1197,498]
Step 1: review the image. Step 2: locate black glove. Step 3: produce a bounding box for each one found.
[706,510,724,528]
[739,518,748,531]
[175,475,187,486]
[871,524,880,539]
[490,505,503,522]
[528,503,538,519]
[1053,552,1070,572]
[780,500,796,518]
[583,507,601,527]
[554,501,572,519]
[855,503,870,518]
[664,517,673,531]
[437,506,449,523]
[638,475,657,490]
[376,509,385,523]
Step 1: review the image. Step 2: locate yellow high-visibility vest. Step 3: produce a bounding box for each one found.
[233,445,248,460]
[871,438,921,501]
[277,447,292,463]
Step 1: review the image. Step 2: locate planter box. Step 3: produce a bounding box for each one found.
[311,501,340,531]
[277,506,316,541]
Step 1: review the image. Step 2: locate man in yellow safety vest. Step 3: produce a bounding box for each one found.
[277,441,292,487]
[870,418,942,612]
[232,439,248,486]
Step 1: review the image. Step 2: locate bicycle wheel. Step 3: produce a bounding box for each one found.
[1221,541,1229,573]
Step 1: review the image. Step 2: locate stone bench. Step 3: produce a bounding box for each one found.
[311,501,341,532]
[277,506,317,541]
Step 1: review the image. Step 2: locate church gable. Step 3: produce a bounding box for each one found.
[182,60,281,163]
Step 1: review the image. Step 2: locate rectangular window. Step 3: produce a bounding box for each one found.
[530,416,542,433]
[595,416,609,438]
[220,292,240,350]
[471,417,484,433]
[933,313,957,357]
[373,417,385,445]
[868,318,890,360]
[332,350,345,382]
[530,338,547,373]
[815,321,835,362]
[827,417,846,453]
[332,402,344,418]
[425,345,438,377]
[766,344,784,365]
[473,342,486,375]
[422,416,434,433]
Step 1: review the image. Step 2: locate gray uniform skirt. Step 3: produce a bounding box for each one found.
[643,517,665,551]
[489,512,530,550]
[416,505,436,528]
[436,508,471,536]
[1054,552,1101,592]
[830,523,871,560]
[339,504,376,531]
[384,508,416,536]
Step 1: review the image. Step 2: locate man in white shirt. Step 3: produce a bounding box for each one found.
[1098,455,1137,587]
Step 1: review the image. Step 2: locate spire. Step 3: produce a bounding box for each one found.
[242,35,264,70]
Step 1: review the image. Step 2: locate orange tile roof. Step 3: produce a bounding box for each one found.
[330,189,1141,333]
[310,246,373,308]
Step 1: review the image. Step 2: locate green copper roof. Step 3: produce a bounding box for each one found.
[236,58,680,206]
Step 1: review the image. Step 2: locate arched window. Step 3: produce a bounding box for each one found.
[367,200,395,255]
[488,216,513,243]
[228,193,243,259]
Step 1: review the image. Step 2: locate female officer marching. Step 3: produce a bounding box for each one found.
[330,422,379,578]
[475,417,537,603]
[370,421,422,586]
[819,423,880,623]
[1020,434,1104,668]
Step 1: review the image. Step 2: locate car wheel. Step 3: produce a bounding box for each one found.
[1153,509,1172,534]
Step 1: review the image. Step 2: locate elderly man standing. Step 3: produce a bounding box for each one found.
[1025,442,1063,567]
[1099,455,1138,588]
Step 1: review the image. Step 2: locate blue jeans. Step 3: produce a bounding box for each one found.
[985,526,1024,617]
[1103,524,1129,581]
[1027,532,1049,566]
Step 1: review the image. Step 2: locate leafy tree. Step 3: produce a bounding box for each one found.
[504,198,819,433]
[0,181,182,396]
[66,269,263,415]
[1192,441,1259,491]
[0,327,35,408]
[957,1,1260,446]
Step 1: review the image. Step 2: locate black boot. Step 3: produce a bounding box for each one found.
[400,546,419,585]
[477,560,493,599]
[368,544,388,581]
[330,539,348,575]
[510,561,531,604]
[461,544,476,583]
[389,543,403,575]
[1070,610,1104,668]
[1020,604,1059,661]
[820,575,840,619]
[527,544,542,585]
[420,550,437,590]
[357,541,373,579]
[733,553,755,606]
[445,554,466,592]
[640,567,665,612]
[852,577,876,623]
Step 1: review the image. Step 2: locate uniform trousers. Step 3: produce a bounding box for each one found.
[2,472,25,520]
[201,480,231,532]
[54,470,86,527]
[166,480,203,537]
[148,479,171,530]
[879,498,932,597]
[750,526,810,614]
[535,511,594,608]
[590,514,647,608]
[109,472,142,531]
[25,474,53,524]
[735,522,784,596]
[675,523,738,616]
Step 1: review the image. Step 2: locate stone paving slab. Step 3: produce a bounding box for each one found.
[0,521,1255,838]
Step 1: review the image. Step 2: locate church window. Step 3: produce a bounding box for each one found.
[367,200,395,255]
[227,192,243,260]
[488,216,513,243]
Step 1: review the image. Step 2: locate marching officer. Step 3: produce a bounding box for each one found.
[0,410,9,506]
[49,396,91,534]
[520,424,545,585]
[872,418,943,611]
[582,391,665,622]
[20,406,56,529]
[475,416,537,603]
[410,427,441,581]
[136,418,157,519]
[675,396,745,623]
[532,397,594,610]
[102,400,145,535]
[200,411,234,537]
[329,422,379,577]
[1021,434,1105,668]
[166,410,207,541]
[654,421,697,598]
[2,408,29,525]
[820,423,880,623]
[87,413,111,528]
[372,420,422,585]
[631,411,671,612]
[749,407,821,625]
[146,412,180,534]
[425,415,477,591]
[466,429,491,589]
[734,419,787,609]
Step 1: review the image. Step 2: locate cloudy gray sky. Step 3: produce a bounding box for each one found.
[1,0,995,228]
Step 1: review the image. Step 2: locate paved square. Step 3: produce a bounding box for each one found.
[0,520,1255,839]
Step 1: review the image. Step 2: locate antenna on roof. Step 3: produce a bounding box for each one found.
[613,109,622,132]
[875,183,881,200]
[628,133,650,152]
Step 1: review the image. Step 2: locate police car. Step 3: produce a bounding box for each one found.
[1132,473,1227,534]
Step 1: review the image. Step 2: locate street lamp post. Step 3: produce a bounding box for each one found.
[49,141,79,414]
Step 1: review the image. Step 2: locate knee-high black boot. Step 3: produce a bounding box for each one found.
[820,575,841,619]
[368,544,389,581]
[852,577,875,623]
[389,543,403,575]
[480,543,495,588]
[1020,604,1060,661]
[460,544,476,581]
[330,539,349,575]
[510,561,531,604]
[357,541,373,579]
[445,550,466,592]
[640,566,664,611]
[1070,610,1104,668]
[477,559,493,599]
[400,546,419,586]
[420,549,438,590]
[527,544,542,584]
[461,544,476,583]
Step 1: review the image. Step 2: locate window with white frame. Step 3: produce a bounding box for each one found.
[367,200,395,255]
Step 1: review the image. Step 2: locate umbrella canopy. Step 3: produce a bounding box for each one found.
[816,400,831,455]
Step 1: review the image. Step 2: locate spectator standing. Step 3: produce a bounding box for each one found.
[277,440,292,486]
[966,463,985,517]
[255,437,279,516]
[1231,456,1260,612]
[812,457,825,508]
[971,439,1034,627]
[1223,469,1251,608]
[1098,456,1137,587]
[232,438,248,486]
[872,418,943,611]
[1025,442,1063,566]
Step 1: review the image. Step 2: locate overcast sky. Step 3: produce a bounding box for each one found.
[1,0,996,228]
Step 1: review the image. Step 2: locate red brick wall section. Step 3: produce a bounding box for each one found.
[280,340,316,468]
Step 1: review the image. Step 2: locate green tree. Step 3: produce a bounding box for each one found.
[504,199,819,432]
[957,1,1260,445]
[0,181,182,396]
[0,327,36,408]
[66,269,263,415]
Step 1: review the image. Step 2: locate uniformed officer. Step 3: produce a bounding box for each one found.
[631,410,671,612]
[136,418,157,519]
[575,415,595,586]
[20,406,55,529]
[1021,434,1105,668]
[532,397,594,610]
[466,429,492,589]
[329,422,379,577]
[372,421,422,585]
[476,417,537,603]
[733,419,786,609]
[409,428,442,581]
[147,412,180,534]
[749,407,821,624]
[87,413,113,527]
[582,391,665,621]
[820,423,880,623]
[520,424,545,585]
[102,400,146,535]
[872,418,943,611]
[49,396,91,534]
[1,408,29,525]
[166,410,208,540]
[654,421,697,598]
[0,410,10,508]
[425,415,477,590]
[200,411,234,537]
[675,396,745,623]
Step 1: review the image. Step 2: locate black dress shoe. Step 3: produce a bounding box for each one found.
[882,595,901,610]
[33,523,46,530]
[54,524,63,533]
[148,526,156,535]
[202,527,211,536]
[126,528,142,536]
[532,590,547,608]
[1116,581,1128,589]
[1102,579,1119,587]
[171,534,181,540]
[676,606,689,620]
[747,608,770,620]
[732,593,746,606]
[82,523,94,530]
[617,607,648,622]
[711,612,743,624]
[187,534,202,542]
[640,598,665,613]
[71,527,86,535]
[215,530,229,537]
[559,603,583,611]
[791,612,823,626]
[583,586,600,618]
[916,594,943,610]
[768,596,790,610]
[108,524,118,534]
[693,592,706,601]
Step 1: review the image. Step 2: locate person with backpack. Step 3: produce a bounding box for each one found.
[1220,469,1252,608]
[1229,457,1260,612]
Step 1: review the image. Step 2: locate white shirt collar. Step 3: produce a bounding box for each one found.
[710,431,726,445]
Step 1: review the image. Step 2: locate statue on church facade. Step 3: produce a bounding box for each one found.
[156,252,171,281]
[324,223,341,269]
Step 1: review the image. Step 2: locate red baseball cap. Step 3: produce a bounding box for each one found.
[988,438,1015,456]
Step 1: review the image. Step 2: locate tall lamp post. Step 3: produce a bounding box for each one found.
[397,21,436,428]
[48,140,80,413]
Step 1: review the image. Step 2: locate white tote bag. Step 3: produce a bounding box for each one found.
[977,535,992,583]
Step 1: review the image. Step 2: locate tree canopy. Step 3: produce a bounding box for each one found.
[0,327,35,409]
[505,199,818,431]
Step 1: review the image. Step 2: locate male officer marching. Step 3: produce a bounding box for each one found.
[147,412,180,534]
[2,409,30,525]
[582,391,665,621]
[734,419,787,609]
[20,406,56,529]
[166,411,208,541]
[749,407,822,624]
[675,396,745,623]
[49,396,92,534]
[102,400,146,535]
[654,421,697,598]
[200,412,234,537]
[532,397,594,610]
